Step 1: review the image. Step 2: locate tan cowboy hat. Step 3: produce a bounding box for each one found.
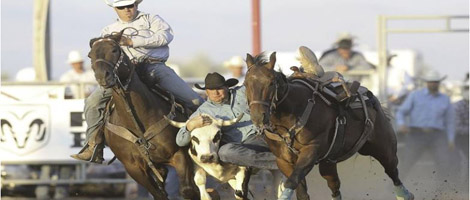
[421,70,447,82]
[104,0,142,7]
[223,56,245,68]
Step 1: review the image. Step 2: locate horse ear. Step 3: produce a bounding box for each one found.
[246,53,254,69]
[268,52,277,70]
[89,37,100,48]
[108,30,125,43]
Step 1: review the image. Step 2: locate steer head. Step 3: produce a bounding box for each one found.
[168,113,244,164]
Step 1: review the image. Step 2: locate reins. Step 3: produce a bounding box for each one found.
[92,38,174,185]
[93,38,133,91]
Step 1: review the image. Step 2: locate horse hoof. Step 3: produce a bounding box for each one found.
[395,184,414,200]
[278,188,294,200]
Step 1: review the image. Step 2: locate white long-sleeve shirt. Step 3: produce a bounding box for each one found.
[59,69,96,98]
[101,11,174,61]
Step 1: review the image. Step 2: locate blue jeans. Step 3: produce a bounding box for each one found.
[84,63,204,140]
[218,135,278,170]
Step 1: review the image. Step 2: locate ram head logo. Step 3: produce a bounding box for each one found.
[0,106,50,155]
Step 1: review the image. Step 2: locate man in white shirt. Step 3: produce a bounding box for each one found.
[71,0,204,163]
[60,50,96,99]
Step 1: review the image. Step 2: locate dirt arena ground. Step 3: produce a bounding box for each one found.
[2,150,468,200]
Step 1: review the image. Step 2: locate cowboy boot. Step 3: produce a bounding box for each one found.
[70,128,104,164]
[297,46,325,77]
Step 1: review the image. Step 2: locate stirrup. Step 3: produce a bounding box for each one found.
[89,144,105,164]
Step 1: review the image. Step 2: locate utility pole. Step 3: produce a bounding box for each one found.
[33,0,51,81]
[252,0,261,55]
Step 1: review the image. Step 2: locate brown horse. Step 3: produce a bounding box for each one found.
[243,52,414,200]
[88,33,199,200]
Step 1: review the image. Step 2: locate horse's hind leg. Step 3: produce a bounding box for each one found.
[319,162,341,199]
[170,149,199,200]
[360,142,414,200]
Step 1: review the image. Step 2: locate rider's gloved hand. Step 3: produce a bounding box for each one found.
[186,115,212,131]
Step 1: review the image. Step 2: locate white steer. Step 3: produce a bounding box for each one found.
[168,113,251,200]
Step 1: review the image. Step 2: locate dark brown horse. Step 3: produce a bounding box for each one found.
[88,33,198,200]
[244,52,414,200]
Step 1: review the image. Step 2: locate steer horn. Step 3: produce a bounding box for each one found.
[164,116,186,128]
[215,113,244,127]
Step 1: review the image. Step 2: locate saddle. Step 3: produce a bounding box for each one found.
[289,66,360,104]
[280,67,375,163]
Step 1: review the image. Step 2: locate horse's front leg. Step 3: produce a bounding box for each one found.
[228,166,248,200]
[279,144,319,200]
[276,157,310,200]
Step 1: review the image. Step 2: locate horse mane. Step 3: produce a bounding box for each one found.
[251,52,287,85]
[252,52,271,67]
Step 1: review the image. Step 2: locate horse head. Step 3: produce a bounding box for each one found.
[88,31,132,89]
[245,52,286,128]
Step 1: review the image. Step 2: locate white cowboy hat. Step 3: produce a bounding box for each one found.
[104,0,142,7]
[335,32,356,44]
[223,56,245,68]
[421,70,447,82]
[67,50,84,64]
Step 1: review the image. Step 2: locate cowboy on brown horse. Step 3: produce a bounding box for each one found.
[71,0,203,163]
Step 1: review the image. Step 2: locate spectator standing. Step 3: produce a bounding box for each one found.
[319,32,373,82]
[60,50,96,99]
[223,56,246,86]
[319,32,373,72]
[396,69,455,180]
[453,74,469,181]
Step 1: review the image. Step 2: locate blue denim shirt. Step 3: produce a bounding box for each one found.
[396,88,455,142]
[176,86,257,146]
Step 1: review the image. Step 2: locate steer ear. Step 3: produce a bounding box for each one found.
[164,116,186,128]
[218,113,245,126]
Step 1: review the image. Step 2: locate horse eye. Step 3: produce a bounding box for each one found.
[213,131,221,143]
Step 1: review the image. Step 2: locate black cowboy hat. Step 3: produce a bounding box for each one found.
[195,72,239,90]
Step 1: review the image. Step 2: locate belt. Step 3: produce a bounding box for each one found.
[410,127,442,134]
[145,57,166,64]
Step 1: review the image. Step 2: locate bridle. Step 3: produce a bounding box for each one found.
[246,67,290,133]
[247,69,289,116]
[92,38,133,91]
